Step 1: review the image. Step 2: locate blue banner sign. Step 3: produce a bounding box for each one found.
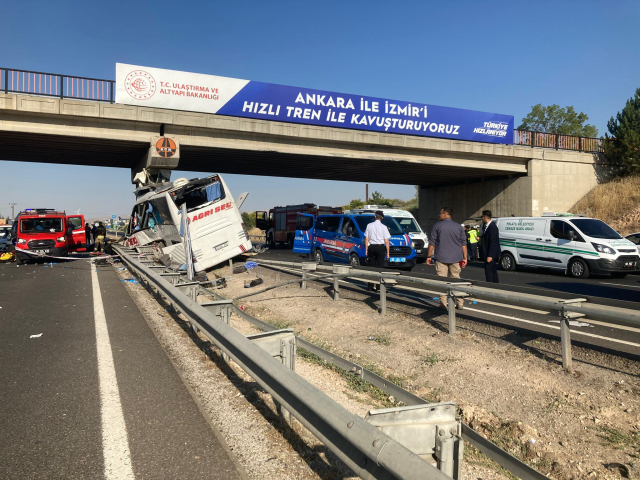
[116,64,514,144]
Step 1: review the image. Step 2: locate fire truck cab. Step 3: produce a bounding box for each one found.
[13,209,86,264]
[255,204,343,248]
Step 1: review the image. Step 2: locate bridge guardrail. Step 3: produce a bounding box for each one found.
[514,129,603,153]
[1,67,114,103]
[1,66,603,153]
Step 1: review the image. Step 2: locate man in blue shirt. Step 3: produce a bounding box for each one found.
[426,207,467,309]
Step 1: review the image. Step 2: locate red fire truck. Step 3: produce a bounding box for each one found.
[13,209,86,264]
[255,204,342,248]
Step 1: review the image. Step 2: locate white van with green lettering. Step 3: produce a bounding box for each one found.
[495,213,640,279]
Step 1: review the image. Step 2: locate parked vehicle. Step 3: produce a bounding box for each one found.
[124,175,251,272]
[0,225,12,252]
[625,232,640,255]
[255,204,342,248]
[346,205,428,262]
[495,213,640,278]
[13,209,86,264]
[293,212,417,270]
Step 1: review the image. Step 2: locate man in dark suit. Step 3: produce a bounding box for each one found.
[479,209,500,283]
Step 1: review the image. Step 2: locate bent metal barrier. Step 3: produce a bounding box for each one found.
[1,66,602,153]
[113,245,554,480]
[112,245,452,480]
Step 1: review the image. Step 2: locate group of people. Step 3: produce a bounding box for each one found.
[84,222,107,253]
[425,207,501,310]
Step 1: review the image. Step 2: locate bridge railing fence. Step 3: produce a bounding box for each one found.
[0,67,114,103]
[514,128,603,153]
[1,67,604,152]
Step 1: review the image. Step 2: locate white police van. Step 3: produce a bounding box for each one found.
[496,213,640,278]
[345,205,429,263]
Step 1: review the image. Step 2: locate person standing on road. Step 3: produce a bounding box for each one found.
[426,207,467,310]
[480,210,500,283]
[468,225,479,262]
[91,223,97,244]
[84,222,91,249]
[364,211,390,292]
[95,222,107,253]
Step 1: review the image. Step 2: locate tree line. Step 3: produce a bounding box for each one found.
[518,88,640,173]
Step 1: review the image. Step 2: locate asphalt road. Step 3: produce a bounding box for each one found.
[253,247,640,357]
[0,257,244,479]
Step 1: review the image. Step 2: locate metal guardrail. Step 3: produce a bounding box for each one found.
[514,129,603,153]
[1,67,114,103]
[1,66,603,153]
[254,258,640,371]
[112,245,452,480]
[113,246,552,479]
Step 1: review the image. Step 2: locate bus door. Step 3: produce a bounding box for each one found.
[292,214,315,254]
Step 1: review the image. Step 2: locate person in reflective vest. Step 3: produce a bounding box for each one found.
[468,226,479,262]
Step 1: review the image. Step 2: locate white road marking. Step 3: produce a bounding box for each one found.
[91,267,135,480]
[600,282,640,289]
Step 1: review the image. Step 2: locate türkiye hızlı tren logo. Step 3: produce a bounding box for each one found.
[124,70,156,100]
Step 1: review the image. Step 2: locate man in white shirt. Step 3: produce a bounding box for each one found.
[364,211,391,291]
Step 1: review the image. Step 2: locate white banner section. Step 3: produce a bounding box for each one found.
[115,63,249,114]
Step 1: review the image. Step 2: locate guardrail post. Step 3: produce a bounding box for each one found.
[301,262,316,290]
[447,289,456,336]
[556,299,586,370]
[332,265,351,301]
[246,329,297,427]
[560,315,572,370]
[380,279,387,315]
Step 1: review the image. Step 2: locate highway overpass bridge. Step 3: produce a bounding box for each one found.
[0,90,613,229]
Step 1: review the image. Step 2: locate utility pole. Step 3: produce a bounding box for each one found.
[365,184,369,204]
[9,203,17,220]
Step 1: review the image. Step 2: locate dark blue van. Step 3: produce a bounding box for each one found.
[293,213,416,270]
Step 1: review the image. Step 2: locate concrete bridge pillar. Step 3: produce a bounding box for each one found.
[418,154,616,233]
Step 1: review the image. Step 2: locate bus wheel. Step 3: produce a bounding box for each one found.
[500,252,516,271]
[568,258,590,279]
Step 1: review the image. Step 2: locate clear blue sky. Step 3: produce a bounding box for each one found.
[1,1,638,220]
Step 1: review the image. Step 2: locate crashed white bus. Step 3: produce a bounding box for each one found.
[125,174,251,272]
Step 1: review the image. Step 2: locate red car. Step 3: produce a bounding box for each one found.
[13,209,86,264]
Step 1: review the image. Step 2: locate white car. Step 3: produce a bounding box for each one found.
[495,213,639,278]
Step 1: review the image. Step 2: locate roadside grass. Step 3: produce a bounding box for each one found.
[370,332,392,346]
[422,350,441,366]
[570,175,640,236]
[595,426,640,450]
